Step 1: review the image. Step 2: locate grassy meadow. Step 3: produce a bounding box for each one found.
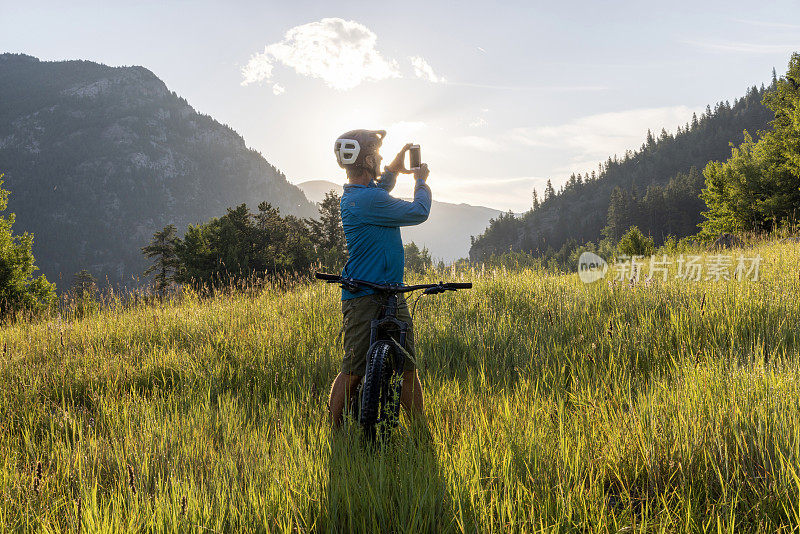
[2,239,800,532]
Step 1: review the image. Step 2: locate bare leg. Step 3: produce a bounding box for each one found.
[328,373,362,429]
[400,369,425,419]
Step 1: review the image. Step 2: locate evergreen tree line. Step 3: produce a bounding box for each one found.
[142,191,434,293]
[0,177,433,317]
[470,70,777,262]
[142,192,346,292]
[603,167,706,243]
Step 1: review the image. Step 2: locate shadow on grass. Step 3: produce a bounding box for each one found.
[320,418,473,533]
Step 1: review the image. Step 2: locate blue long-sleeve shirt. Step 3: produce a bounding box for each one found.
[340,170,432,300]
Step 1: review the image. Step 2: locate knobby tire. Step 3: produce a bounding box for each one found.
[360,340,402,442]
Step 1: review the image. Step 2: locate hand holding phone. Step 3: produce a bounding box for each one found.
[414,163,429,182]
[408,145,421,170]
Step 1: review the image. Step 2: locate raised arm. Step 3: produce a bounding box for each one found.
[375,143,414,192]
[362,164,432,227]
[374,169,398,192]
[363,180,432,227]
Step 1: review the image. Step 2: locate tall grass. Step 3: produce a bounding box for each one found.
[2,240,800,532]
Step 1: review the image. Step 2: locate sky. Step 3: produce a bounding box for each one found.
[2,0,800,212]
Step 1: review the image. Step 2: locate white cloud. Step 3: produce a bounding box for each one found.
[272,83,285,95]
[509,105,701,165]
[241,56,274,86]
[410,56,446,83]
[242,18,401,90]
[469,117,487,128]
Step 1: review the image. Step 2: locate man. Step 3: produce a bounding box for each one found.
[327,129,431,429]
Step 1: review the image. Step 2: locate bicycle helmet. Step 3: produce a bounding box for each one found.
[334,129,386,170]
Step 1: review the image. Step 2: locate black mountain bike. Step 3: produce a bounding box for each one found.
[316,272,472,440]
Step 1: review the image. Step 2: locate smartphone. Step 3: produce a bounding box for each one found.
[409,145,421,170]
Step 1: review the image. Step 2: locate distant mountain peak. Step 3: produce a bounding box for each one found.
[297,180,344,203]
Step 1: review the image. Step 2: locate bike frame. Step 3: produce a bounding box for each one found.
[315,271,471,376]
[369,292,409,374]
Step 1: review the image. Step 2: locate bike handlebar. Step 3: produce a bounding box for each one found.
[314,272,341,282]
[446,282,473,289]
[314,272,472,294]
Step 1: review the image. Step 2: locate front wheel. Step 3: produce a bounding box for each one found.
[360,340,403,441]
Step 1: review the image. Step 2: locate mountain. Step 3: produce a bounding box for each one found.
[0,53,316,288]
[298,180,502,262]
[299,180,347,205]
[470,82,775,260]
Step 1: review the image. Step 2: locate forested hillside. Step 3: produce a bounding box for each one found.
[701,54,800,236]
[470,80,775,261]
[0,54,316,288]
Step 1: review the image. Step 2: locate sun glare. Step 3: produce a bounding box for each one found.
[324,106,430,198]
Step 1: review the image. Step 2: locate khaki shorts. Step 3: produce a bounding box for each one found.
[341,293,416,376]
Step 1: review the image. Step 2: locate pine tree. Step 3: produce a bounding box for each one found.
[306,191,347,271]
[567,174,577,189]
[531,189,540,210]
[617,226,655,257]
[71,270,96,298]
[646,129,656,148]
[603,186,639,241]
[404,242,432,273]
[544,179,555,201]
[142,225,181,293]
[0,176,55,317]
